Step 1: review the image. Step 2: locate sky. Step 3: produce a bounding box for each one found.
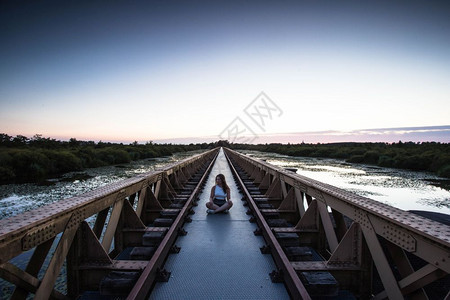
[1,0,449,144]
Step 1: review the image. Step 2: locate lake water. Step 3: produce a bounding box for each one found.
[1,149,449,221]
[239,150,450,215]
[1,148,449,297]
[0,150,206,220]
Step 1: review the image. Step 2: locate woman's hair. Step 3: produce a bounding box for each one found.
[216,173,230,192]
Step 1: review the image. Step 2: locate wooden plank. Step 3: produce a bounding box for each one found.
[291,261,361,271]
[78,260,148,271]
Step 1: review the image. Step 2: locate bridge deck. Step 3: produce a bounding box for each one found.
[150,149,289,299]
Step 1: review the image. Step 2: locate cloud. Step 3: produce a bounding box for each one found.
[153,125,450,144]
[262,126,450,144]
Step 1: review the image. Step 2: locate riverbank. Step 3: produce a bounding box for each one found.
[239,149,450,215]
[231,142,450,179]
[0,134,220,184]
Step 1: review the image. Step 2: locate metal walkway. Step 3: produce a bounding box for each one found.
[150,149,289,299]
[1,147,448,299]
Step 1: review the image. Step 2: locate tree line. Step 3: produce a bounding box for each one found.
[1,135,449,184]
[0,134,218,184]
[229,141,450,178]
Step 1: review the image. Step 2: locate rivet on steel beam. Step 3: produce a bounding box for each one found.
[246,209,253,215]
[249,216,256,223]
[184,216,192,223]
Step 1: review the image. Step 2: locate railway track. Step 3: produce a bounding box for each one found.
[0,147,448,299]
[0,149,219,299]
[116,149,218,299]
[226,151,320,299]
[224,148,450,299]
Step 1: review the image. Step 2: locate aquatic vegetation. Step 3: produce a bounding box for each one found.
[231,142,450,178]
[238,149,450,215]
[0,134,215,184]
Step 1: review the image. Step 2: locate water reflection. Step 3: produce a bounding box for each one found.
[1,148,449,218]
[0,150,206,220]
[239,150,450,214]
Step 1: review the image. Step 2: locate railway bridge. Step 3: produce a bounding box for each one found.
[0,147,449,299]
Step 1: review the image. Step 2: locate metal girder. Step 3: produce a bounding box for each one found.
[126,149,219,299]
[0,262,68,299]
[225,150,312,300]
[224,148,450,299]
[0,148,219,299]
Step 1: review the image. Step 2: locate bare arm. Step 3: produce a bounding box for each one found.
[226,188,231,201]
[209,186,215,203]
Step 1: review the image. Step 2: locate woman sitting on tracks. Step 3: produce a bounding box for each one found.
[206,173,233,214]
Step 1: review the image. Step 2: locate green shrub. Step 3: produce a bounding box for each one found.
[313,147,334,157]
[0,151,12,165]
[331,150,349,159]
[290,148,314,157]
[378,155,394,167]
[96,148,131,164]
[128,151,141,160]
[394,155,431,171]
[10,149,50,181]
[437,165,450,178]
[28,163,47,180]
[347,155,365,163]
[0,166,15,182]
[144,149,158,158]
[363,151,380,164]
[48,151,83,173]
[348,148,366,156]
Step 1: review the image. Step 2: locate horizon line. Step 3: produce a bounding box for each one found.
[2,125,449,145]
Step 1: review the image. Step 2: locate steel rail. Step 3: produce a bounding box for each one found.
[0,149,218,265]
[126,149,220,299]
[0,148,219,299]
[224,147,450,299]
[224,148,450,272]
[224,149,312,300]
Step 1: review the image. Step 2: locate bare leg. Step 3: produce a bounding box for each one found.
[213,200,233,213]
[206,202,220,210]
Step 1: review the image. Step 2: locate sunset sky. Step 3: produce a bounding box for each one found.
[1,1,449,144]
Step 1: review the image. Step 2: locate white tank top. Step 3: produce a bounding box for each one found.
[214,185,227,200]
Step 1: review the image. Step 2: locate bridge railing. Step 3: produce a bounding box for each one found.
[224,148,450,299]
[0,148,219,299]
